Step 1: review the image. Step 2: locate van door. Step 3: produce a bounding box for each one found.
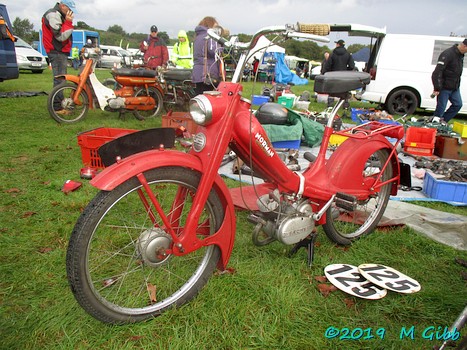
[0,4,19,82]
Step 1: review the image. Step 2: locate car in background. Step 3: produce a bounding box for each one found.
[14,36,48,73]
[98,45,132,68]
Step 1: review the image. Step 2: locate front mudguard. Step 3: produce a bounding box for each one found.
[326,135,400,196]
[59,74,94,109]
[90,149,236,270]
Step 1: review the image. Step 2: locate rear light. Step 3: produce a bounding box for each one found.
[369,67,377,80]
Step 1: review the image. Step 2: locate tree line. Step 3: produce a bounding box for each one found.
[11,17,367,62]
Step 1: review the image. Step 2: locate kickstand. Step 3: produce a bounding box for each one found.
[288,234,318,268]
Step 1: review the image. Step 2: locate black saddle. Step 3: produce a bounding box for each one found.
[113,68,158,78]
[163,69,193,81]
[314,71,370,98]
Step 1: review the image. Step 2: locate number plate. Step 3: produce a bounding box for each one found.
[324,264,387,300]
[358,264,421,294]
[32,63,42,67]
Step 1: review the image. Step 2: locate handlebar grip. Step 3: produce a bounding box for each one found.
[297,23,330,36]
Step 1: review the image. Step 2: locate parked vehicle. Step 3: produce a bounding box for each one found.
[98,45,132,68]
[14,36,47,73]
[47,49,163,123]
[361,34,467,115]
[65,22,406,324]
[0,3,18,82]
[37,29,100,61]
[158,67,196,112]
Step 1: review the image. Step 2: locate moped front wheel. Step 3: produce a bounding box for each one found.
[47,82,89,123]
[66,167,224,324]
[133,87,163,120]
[323,149,392,246]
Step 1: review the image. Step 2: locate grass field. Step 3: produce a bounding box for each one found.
[1,68,466,349]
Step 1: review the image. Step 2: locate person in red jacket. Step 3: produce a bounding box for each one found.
[42,0,75,112]
[139,25,169,70]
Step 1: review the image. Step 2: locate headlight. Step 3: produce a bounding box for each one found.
[16,55,27,62]
[189,95,212,125]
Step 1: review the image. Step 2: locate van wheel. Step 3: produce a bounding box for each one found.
[386,89,418,115]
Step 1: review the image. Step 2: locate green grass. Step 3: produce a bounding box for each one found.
[1,69,466,350]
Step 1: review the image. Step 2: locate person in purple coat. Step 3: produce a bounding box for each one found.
[192,16,223,94]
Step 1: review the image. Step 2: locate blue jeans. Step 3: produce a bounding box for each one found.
[434,88,462,122]
[47,52,69,110]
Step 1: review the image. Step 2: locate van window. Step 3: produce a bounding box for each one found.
[432,40,467,67]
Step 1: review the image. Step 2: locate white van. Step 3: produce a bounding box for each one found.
[361,34,467,116]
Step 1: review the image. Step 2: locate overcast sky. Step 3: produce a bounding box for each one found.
[5,0,467,46]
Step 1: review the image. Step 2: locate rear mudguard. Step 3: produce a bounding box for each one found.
[326,135,400,195]
[90,149,236,270]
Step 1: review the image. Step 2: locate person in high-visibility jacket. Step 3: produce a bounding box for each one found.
[172,30,193,69]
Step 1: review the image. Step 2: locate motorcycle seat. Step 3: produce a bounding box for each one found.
[314,71,370,97]
[163,69,193,81]
[113,68,158,78]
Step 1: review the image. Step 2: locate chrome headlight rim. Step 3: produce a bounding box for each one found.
[189,95,213,126]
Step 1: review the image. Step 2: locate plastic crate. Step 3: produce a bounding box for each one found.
[162,111,197,134]
[77,127,138,170]
[252,95,269,106]
[272,139,300,149]
[277,96,294,108]
[403,126,437,156]
[453,121,467,138]
[350,108,367,124]
[329,134,348,147]
[423,171,467,203]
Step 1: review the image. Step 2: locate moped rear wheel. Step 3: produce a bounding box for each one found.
[133,87,163,120]
[323,149,392,246]
[47,82,89,123]
[66,167,224,324]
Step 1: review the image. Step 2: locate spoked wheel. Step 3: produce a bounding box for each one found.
[132,87,163,120]
[163,89,191,113]
[66,167,224,324]
[47,82,89,123]
[323,149,393,246]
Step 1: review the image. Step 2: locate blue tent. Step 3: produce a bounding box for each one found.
[352,47,370,62]
[274,52,308,86]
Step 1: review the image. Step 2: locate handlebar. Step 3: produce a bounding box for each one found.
[207,23,330,83]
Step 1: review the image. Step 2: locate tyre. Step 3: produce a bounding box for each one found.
[133,87,163,120]
[323,149,393,246]
[386,89,418,115]
[163,88,192,113]
[66,167,224,324]
[47,82,89,123]
[102,78,122,90]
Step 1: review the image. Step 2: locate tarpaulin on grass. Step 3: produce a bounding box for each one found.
[0,91,47,98]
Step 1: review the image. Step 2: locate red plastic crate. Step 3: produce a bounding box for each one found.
[162,111,197,134]
[77,127,138,170]
[403,126,436,156]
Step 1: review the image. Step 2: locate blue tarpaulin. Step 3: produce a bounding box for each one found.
[274,52,308,85]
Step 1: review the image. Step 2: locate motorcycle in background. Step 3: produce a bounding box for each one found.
[157,67,197,112]
[47,49,164,123]
[66,23,406,324]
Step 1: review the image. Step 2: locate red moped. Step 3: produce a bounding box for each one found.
[66,23,405,324]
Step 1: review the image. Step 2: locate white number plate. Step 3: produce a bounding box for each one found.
[32,63,42,67]
[324,264,387,300]
[358,263,421,294]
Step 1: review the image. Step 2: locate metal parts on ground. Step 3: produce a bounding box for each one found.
[414,158,467,182]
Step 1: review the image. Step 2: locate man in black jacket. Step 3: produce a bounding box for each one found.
[431,38,467,122]
[323,40,355,73]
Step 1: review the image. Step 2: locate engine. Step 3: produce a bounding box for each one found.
[248,189,315,246]
[107,97,126,109]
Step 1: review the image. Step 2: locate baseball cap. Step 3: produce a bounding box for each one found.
[335,39,345,46]
[60,0,77,12]
[150,25,158,32]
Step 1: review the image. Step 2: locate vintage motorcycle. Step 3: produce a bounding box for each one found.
[47,49,164,123]
[66,23,406,324]
[157,67,197,112]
